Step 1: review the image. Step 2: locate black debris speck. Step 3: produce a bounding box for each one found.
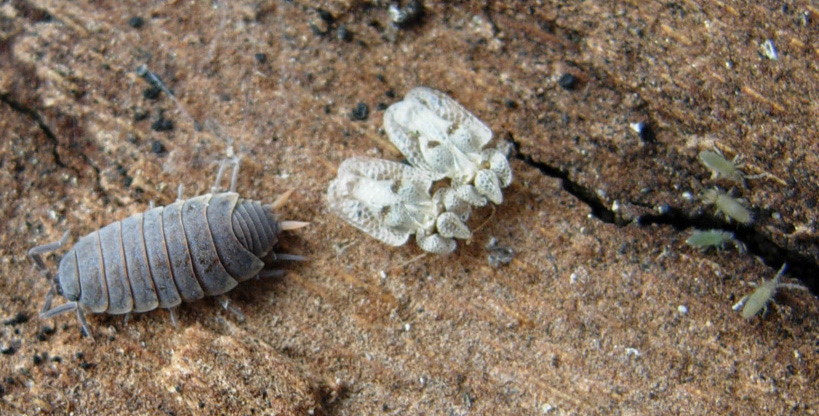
[317,8,334,23]
[51,356,62,363]
[351,102,369,121]
[385,89,396,98]
[134,108,149,122]
[0,345,16,355]
[128,16,145,29]
[558,73,578,90]
[33,354,43,366]
[79,361,93,370]
[151,140,165,154]
[143,86,162,100]
[75,352,84,360]
[254,53,267,64]
[336,25,352,42]
[504,99,518,109]
[3,312,29,326]
[5,377,14,384]
[151,117,174,132]
[636,122,656,143]
[36,326,55,341]
[377,103,388,111]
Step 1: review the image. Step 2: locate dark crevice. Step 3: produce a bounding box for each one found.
[1,92,68,169]
[509,136,819,296]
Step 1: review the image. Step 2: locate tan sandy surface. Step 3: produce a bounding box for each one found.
[1,1,818,415]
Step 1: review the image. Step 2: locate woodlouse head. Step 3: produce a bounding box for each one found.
[56,252,81,301]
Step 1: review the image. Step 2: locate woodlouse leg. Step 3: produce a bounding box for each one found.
[210,156,241,193]
[228,156,241,192]
[169,308,179,329]
[176,184,185,202]
[257,270,286,279]
[273,253,308,262]
[75,308,94,341]
[123,313,132,326]
[216,295,245,322]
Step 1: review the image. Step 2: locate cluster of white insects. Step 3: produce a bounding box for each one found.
[687,148,807,319]
[327,87,512,254]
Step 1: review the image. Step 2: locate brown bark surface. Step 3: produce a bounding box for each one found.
[1,1,818,414]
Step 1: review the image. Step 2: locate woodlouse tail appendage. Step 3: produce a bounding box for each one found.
[30,158,308,340]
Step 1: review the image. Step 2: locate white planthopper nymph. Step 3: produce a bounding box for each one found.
[327,86,513,255]
[384,87,513,206]
[326,157,471,254]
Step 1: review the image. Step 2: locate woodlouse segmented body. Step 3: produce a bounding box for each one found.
[29,159,306,338]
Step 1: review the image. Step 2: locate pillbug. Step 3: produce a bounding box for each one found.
[685,229,744,252]
[28,158,307,338]
[701,188,754,225]
[732,264,807,319]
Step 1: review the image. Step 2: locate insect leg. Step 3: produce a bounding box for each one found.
[168,307,179,329]
[216,295,245,322]
[75,308,94,341]
[176,184,185,202]
[210,156,242,193]
[257,269,286,279]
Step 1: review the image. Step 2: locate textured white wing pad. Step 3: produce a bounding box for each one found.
[327,87,513,255]
[384,87,512,205]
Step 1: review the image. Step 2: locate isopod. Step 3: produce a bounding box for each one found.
[28,158,308,338]
[732,264,808,319]
[701,187,754,225]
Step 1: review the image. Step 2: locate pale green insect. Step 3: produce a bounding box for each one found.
[685,229,744,252]
[698,150,746,186]
[701,188,753,225]
[733,264,808,319]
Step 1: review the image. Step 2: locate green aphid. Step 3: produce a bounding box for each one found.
[699,150,747,186]
[701,188,753,225]
[685,229,744,252]
[733,264,808,319]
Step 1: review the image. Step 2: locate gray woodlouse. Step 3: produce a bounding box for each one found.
[28,158,307,338]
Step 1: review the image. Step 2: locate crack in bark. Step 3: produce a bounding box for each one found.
[510,138,819,296]
[1,92,69,170]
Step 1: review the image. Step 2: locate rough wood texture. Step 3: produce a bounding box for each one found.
[2,1,818,414]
